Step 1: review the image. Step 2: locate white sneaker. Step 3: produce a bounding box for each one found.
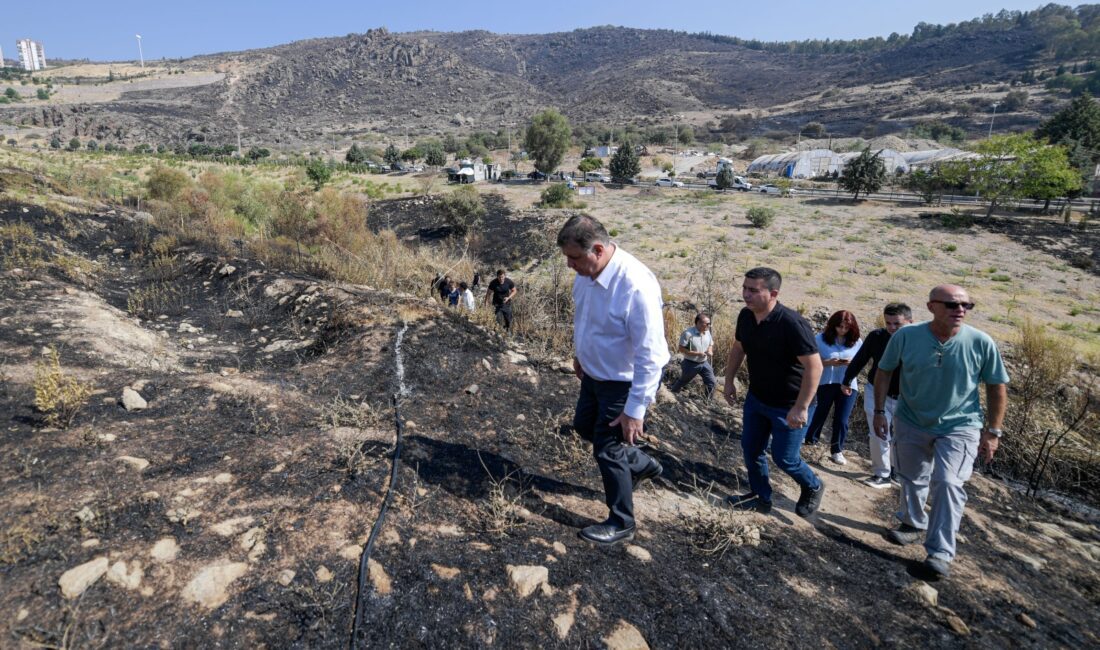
[831,452,847,465]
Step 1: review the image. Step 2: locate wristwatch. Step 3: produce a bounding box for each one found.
[874,409,886,415]
[984,427,1004,438]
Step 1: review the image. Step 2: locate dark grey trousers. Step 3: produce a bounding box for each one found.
[573,375,653,529]
[669,358,716,396]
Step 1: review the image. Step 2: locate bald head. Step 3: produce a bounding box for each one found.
[929,284,967,302]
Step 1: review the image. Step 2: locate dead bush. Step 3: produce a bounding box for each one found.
[33,347,93,428]
[1002,320,1098,497]
[0,221,48,271]
[127,281,189,318]
[682,479,762,556]
[476,452,530,537]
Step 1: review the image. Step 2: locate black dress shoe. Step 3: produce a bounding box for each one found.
[578,522,636,546]
[795,483,825,518]
[632,460,663,490]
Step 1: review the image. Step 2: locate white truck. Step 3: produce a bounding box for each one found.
[708,158,753,191]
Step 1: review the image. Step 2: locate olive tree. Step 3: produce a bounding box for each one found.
[524,109,572,174]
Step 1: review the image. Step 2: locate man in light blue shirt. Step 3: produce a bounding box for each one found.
[559,214,670,546]
[874,284,1009,579]
[668,313,716,398]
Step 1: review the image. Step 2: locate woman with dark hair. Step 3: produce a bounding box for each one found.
[805,310,863,464]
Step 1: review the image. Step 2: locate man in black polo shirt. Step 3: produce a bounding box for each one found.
[723,267,825,516]
[483,269,517,331]
[842,302,913,488]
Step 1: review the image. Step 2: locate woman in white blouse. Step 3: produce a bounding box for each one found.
[804,310,863,465]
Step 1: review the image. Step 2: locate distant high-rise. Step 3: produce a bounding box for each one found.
[17,39,46,71]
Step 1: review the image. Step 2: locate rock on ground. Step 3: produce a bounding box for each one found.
[368,559,392,595]
[907,581,938,607]
[150,538,180,562]
[181,561,249,609]
[59,556,109,599]
[106,560,144,590]
[506,564,548,599]
[121,387,147,411]
[603,620,650,650]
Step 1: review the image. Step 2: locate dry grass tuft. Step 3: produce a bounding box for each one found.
[682,479,763,556]
[476,452,530,537]
[33,347,93,428]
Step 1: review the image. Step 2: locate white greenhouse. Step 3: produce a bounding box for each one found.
[837,149,910,175]
[746,149,841,178]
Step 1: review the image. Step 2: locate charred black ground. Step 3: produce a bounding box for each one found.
[1,201,1098,649]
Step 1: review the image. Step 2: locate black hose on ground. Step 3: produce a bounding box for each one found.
[348,391,404,649]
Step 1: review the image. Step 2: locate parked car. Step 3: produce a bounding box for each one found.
[655,178,684,188]
[390,162,407,172]
[758,184,781,194]
[611,176,639,185]
[584,172,611,183]
[527,170,547,181]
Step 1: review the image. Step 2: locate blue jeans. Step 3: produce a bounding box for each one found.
[805,384,858,454]
[741,393,821,503]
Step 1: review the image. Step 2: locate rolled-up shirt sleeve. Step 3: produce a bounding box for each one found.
[623,286,670,420]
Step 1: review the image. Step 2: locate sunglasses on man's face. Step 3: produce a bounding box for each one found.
[932,300,976,311]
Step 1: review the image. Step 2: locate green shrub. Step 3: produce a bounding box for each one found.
[145,166,191,200]
[746,206,776,228]
[539,183,573,208]
[438,185,485,236]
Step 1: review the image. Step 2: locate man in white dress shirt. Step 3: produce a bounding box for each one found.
[558,214,670,546]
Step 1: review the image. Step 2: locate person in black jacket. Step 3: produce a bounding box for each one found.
[842,302,913,488]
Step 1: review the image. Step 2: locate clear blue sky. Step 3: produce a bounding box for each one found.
[4,0,1055,62]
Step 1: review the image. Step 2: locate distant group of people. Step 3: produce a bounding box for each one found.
[430,268,516,331]
[554,213,1008,581]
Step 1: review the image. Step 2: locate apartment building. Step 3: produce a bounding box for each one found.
[16,39,46,71]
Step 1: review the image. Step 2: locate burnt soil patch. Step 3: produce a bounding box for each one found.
[1,202,1098,648]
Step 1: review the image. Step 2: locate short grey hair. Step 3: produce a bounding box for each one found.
[556,214,610,251]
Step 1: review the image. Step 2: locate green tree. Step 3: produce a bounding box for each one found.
[400,146,422,162]
[383,144,400,167]
[905,167,954,204]
[715,166,734,190]
[577,157,602,173]
[968,134,1080,217]
[49,135,61,149]
[86,139,99,151]
[1019,144,1082,211]
[36,88,49,100]
[423,142,446,167]
[68,137,81,151]
[838,147,886,200]
[246,147,271,161]
[1036,93,1100,152]
[305,158,332,190]
[4,87,18,100]
[438,185,485,237]
[677,125,694,145]
[524,109,572,174]
[609,140,641,182]
[345,143,367,164]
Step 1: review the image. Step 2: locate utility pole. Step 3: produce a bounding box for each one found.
[135,35,144,69]
[236,129,242,157]
[988,103,999,138]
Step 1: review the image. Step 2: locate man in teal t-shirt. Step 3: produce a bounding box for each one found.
[873,284,1009,579]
